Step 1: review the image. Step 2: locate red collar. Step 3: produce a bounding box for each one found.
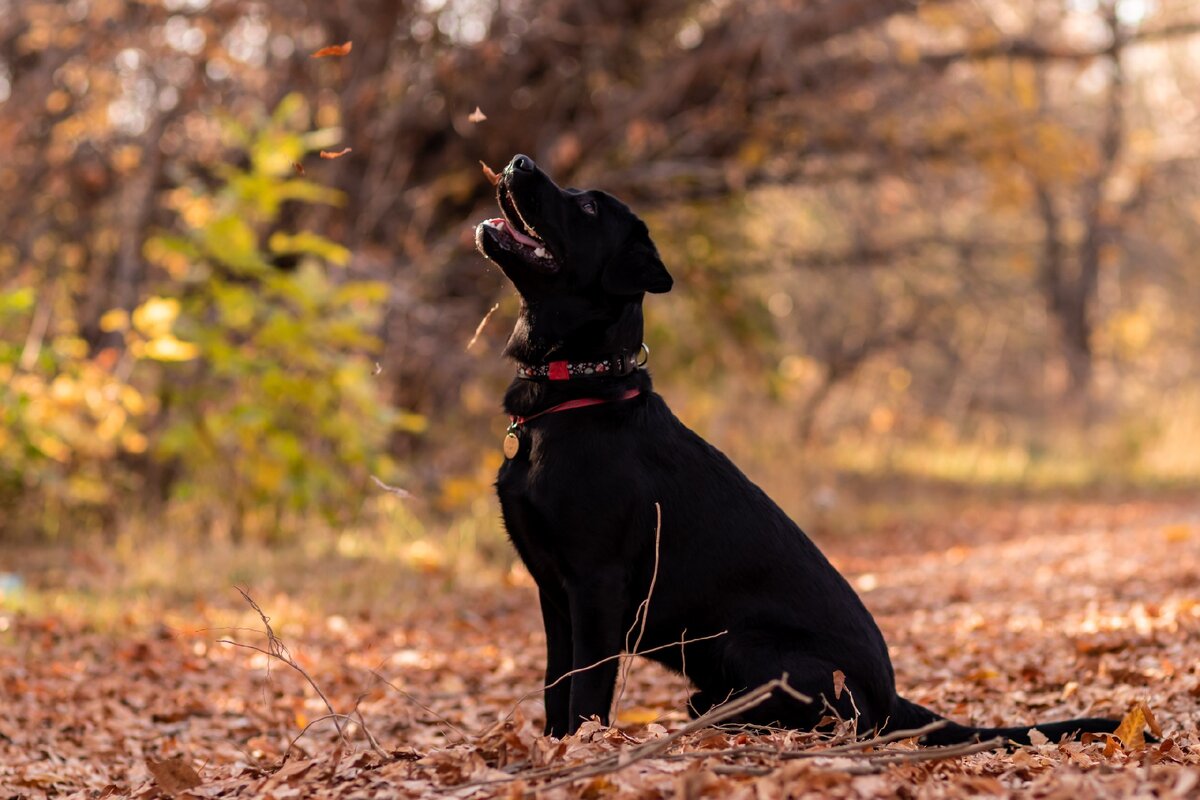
[516,344,650,382]
[510,388,642,427]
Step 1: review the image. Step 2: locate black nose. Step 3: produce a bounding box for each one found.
[509,154,535,173]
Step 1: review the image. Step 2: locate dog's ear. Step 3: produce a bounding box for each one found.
[603,232,673,295]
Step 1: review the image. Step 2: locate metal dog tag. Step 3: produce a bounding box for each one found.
[503,431,520,459]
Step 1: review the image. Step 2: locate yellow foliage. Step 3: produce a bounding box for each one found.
[99,308,129,332]
[121,430,148,454]
[132,296,181,338]
[142,335,200,362]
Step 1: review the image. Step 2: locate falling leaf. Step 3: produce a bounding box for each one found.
[146,755,202,794]
[311,41,353,58]
[468,106,488,123]
[480,160,501,186]
[320,148,353,160]
[831,670,846,700]
[292,161,306,176]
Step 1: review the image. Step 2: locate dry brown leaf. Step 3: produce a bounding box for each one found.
[1114,703,1147,749]
[1143,701,1163,738]
[319,148,353,160]
[10,500,1200,799]
[311,41,352,58]
[831,669,846,700]
[480,160,501,186]
[146,755,202,794]
[468,106,488,123]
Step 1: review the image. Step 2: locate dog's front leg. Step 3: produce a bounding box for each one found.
[565,570,626,733]
[538,588,573,737]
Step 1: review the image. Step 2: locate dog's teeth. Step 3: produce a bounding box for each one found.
[534,247,546,258]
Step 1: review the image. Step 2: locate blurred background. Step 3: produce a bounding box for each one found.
[2,0,1200,578]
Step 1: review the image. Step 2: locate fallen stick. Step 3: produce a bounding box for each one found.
[451,676,801,794]
[526,677,805,794]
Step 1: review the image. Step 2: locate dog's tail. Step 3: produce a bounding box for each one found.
[889,696,1118,747]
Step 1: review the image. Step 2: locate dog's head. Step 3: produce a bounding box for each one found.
[475,155,671,361]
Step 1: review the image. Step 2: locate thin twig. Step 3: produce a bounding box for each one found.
[614,502,663,715]
[525,676,804,795]
[855,737,1005,764]
[501,629,729,725]
[454,675,802,794]
[657,720,953,764]
[220,587,387,758]
[370,670,469,741]
[466,302,501,350]
[370,475,413,499]
[282,713,359,761]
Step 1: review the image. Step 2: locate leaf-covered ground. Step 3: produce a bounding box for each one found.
[3,499,1199,798]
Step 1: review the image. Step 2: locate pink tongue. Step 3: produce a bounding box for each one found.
[504,218,540,248]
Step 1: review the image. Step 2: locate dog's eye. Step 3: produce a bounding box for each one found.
[580,200,597,216]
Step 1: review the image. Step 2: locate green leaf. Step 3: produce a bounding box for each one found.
[0,287,35,315]
[268,231,351,266]
[202,215,269,275]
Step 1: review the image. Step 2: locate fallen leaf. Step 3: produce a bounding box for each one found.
[292,161,305,176]
[1027,727,1049,746]
[1114,702,1148,749]
[480,161,501,186]
[320,148,353,160]
[615,707,661,726]
[311,41,352,58]
[146,755,203,794]
[832,669,845,700]
[1142,701,1163,738]
[468,106,487,123]
[1163,524,1191,542]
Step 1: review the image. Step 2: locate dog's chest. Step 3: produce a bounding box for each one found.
[494,424,625,568]
[494,453,571,582]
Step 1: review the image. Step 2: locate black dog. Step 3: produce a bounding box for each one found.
[475,154,1119,746]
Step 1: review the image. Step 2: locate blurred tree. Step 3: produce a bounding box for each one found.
[2,0,1200,537]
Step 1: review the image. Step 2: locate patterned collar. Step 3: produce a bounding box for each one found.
[515,344,649,381]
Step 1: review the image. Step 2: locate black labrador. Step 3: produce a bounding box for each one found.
[474,153,1119,746]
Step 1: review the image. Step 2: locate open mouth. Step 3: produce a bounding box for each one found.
[476,183,559,273]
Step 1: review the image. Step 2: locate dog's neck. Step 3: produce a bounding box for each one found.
[502,298,645,366]
[501,298,651,416]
